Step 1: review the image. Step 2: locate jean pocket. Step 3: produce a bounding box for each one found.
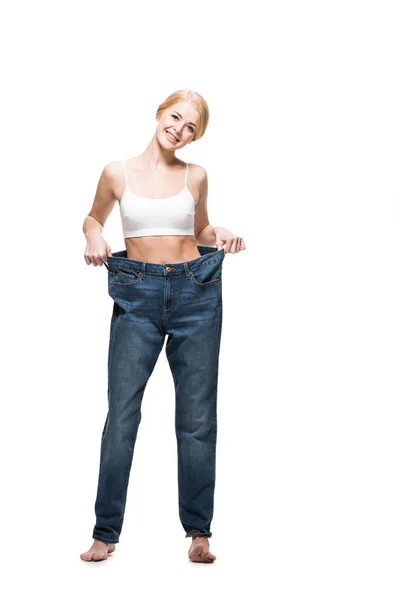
[108,269,142,286]
[189,260,223,286]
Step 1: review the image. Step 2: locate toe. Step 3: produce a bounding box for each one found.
[206,552,215,561]
[80,552,93,561]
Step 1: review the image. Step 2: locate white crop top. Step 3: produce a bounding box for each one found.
[119,159,195,238]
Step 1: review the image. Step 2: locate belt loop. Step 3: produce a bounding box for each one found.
[184,262,191,279]
[141,261,147,279]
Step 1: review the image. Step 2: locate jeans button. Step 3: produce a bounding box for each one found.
[166,266,171,271]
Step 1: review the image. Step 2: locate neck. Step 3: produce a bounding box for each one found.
[139,134,178,170]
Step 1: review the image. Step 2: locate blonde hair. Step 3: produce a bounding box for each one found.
[156,89,209,142]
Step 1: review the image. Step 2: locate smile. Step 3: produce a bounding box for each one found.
[166,131,179,143]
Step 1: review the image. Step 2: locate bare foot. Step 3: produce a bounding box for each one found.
[188,535,216,563]
[80,539,116,562]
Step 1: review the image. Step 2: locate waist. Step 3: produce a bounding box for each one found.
[106,245,225,274]
[124,234,201,263]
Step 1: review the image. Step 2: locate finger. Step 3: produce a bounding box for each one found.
[225,240,234,253]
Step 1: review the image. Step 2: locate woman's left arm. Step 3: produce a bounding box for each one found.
[194,166,246,254]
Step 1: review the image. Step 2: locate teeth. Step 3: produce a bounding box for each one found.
[167,131,178,142]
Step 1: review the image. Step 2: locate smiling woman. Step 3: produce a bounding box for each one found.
[80,88,246,565]
[84,90,215,265]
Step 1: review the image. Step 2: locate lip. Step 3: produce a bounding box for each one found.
[166,131,179,143]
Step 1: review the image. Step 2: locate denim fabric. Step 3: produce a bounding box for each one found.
[92,245,225,544]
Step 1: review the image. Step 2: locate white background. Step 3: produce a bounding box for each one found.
[1,1,399,598]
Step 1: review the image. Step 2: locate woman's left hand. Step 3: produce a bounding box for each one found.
[215,227,246,254]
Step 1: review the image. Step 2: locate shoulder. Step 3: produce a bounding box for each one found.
[102,160,125,180]
[187,162,208,184]
[103,159,127,185]
[186,164,208,206]
[96,160,126,200]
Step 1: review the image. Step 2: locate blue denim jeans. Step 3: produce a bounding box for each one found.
[92,245,225,544]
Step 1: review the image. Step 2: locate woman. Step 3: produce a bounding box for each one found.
[80,90,246,563]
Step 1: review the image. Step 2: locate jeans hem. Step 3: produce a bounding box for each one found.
[93,535,119,544]
[185,532,212,539]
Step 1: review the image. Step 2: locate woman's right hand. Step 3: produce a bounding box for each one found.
[84,230,112,267]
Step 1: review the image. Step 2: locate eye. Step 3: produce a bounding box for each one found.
[171,114,195,134]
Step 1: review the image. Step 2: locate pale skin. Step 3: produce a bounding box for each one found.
[80,99,246,563]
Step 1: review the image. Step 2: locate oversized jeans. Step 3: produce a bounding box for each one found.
[92,245,225,544]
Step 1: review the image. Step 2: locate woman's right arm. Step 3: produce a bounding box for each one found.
[83,162,117,267]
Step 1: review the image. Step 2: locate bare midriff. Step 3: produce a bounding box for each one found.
[124,235,202,264]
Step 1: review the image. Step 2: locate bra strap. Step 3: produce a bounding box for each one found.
[122,159,128,188]
[185,162,189,187]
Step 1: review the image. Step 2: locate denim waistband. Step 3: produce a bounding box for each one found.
[105,245,225,276]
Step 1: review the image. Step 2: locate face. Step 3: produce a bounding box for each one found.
[156,102,198,148]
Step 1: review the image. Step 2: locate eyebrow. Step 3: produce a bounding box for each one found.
[174,111,197,128]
